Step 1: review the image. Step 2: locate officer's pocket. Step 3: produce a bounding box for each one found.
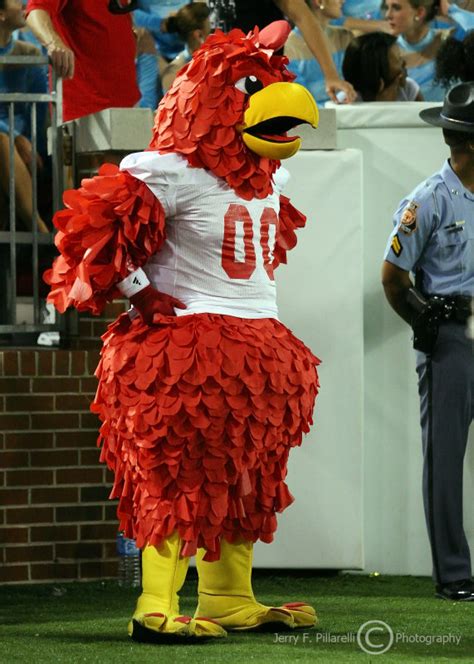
[437,224,474,273]
[438,227,468,246]
[437,226,474,258]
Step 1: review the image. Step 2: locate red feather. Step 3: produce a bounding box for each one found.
[273,195,307,269]
[259,20,292,51]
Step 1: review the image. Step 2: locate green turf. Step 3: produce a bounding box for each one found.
[1,572,473,663]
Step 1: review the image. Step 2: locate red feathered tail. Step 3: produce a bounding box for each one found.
[273,195,307,270]
[44,164,166,316]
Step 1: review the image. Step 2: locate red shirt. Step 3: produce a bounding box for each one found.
[26,0,140,121]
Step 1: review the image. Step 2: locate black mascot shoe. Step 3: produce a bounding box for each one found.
[435,579,474,601]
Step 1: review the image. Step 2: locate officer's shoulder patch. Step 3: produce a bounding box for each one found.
[399,200,419,235]
[391,233,403,257]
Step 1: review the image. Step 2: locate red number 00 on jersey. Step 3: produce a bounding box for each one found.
[221,204,278,281]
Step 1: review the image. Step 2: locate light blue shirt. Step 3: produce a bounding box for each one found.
[397,6,474,101]
[384,160,474,296]
[344,0,382,17]
[333,0,382,20]
[397,30,446,102]
[134,0,185,61]
[136,52,160,110]
[286,27,350,107]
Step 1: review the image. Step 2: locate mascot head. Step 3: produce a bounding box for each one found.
[149,21,318,200]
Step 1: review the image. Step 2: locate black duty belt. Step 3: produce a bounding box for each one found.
[429,294,472,324]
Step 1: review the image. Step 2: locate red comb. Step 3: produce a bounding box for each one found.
[259,20,291,50]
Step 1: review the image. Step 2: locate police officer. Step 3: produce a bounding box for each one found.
[382,81,474,601]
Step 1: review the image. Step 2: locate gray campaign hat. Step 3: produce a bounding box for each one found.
[419,81,474,134]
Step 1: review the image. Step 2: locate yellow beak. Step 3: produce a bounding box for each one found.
[241,82,319,160]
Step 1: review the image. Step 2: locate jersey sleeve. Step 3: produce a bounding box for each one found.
[44,162,167,315]
[120,151,179,217]
[383,187,437,272]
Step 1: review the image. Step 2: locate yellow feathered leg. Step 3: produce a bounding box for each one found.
[195,539,317,631]
[129,532,227,642]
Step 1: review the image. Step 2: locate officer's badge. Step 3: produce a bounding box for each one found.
[399,201,419,234]
[391,233,403,257]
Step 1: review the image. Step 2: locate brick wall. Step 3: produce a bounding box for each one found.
[0,302,128,584]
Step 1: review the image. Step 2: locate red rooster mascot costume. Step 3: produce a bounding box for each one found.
[45,21,320,642]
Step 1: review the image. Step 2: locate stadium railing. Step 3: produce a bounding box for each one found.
[0,54,74,345]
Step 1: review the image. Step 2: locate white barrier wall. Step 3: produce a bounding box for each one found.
[254,149,364,569]
[330,102,474,576]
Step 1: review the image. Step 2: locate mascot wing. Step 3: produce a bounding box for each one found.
[274,195,307,269]
[44,164,166,315]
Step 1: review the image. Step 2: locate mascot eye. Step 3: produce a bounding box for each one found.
[235,76,264,96]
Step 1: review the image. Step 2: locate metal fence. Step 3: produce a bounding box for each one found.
[0,54,67,343]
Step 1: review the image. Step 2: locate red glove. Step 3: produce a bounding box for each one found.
[129,285,186,324]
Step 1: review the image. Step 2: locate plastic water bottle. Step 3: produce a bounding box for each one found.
[116,532,141,588]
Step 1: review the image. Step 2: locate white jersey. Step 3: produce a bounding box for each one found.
[120,151,290,319]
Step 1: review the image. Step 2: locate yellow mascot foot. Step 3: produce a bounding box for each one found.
[129,534,226,643]
[195,540,318,632]
[129,612,227,643]
[278,602,317,628]
[195,596,317,632]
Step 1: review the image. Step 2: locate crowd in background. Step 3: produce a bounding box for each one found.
[0,0,474,235]
[133,0,474,107]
